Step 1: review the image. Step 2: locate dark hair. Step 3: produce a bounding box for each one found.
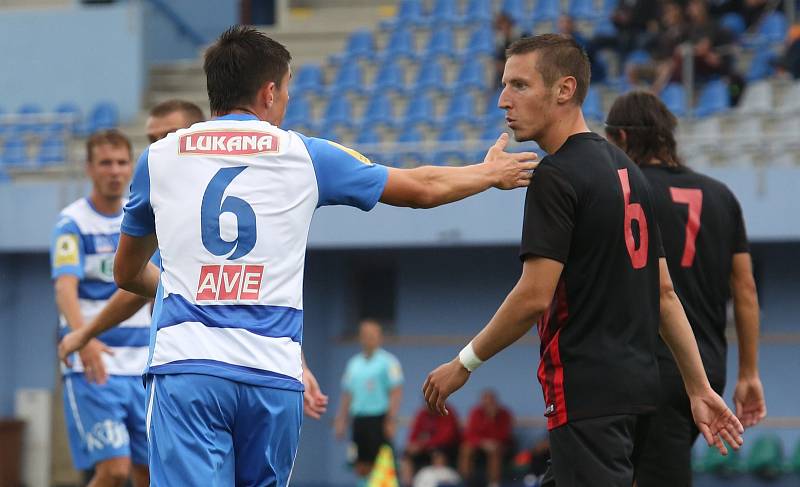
[506,34,591,105]
[149,99,205,125]
[605,91,682,167]
[204,25,292,115]
[86,129,131,162]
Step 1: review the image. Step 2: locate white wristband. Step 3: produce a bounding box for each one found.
[458,341,484,372]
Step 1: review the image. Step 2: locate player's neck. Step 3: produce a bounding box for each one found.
[88,192,122,216]
[537,109,590,155]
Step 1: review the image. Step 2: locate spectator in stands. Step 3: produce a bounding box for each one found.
[591,0,660,65]
[494,12,526,88]
[413,450,461,487]
[709,0,777,30]
[145,99,205,143]
[459,390,514,487]
[630,2,687,89]
[400,402,461,486]
[335,319,403,479]
[558,15,607,83]
[776,22,800,79]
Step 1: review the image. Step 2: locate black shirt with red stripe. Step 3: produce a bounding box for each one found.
[519,132,663,430]
[640,164,749,393]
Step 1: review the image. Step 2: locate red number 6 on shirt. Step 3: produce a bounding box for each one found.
[617,169,649,269]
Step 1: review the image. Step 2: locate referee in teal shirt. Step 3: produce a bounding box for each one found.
[335,319,404,479]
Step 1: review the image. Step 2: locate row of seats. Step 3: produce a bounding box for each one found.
[0,137,67,166]
[697,434,800,479]
[0,102,119,138]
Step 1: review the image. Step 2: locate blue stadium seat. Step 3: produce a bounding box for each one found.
[372,60,406,93]
[425,26,457,60]
[747,50,776,81]
[602,0,619,16]
[500,0,528,23]
[1,138,28,166]
[593,18,617,37]
[454,58,488,90]
[89,102,119,132]
[283,96,313,129]
[481,122,505,142]
[379,28,417,62]
[438,126,464,143]
[533,0,560,23]
[720,13,746,38]
[461,0,493,24]
[429,0,461,25]
[413,57,447,93]
[462,27,495,57]
[363,93,396,127]
[569,0,598,20]
[17,104,43,135]
[344,30,374,60]
[44,103,82,136]
[404,93,437,126]
[356,125,383,145]
[37,137,67,165]
[396,125,425,164]
[330,62,364,94]
[323,96,354,128]
[294,64,324,92]
[694,80,730,117]
[397,125,423,144]
[383,0,424,28]
[582,87,603,121]
[756,12,788,46]
[0,107,7,137]
[442,92,477,125]
[660,83,687,117]
[435,126,468,165]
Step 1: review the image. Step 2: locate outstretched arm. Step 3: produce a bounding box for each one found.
[658,258,744,454]
[380,134,537,209]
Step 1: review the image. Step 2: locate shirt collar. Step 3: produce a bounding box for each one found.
[214,113,260,121]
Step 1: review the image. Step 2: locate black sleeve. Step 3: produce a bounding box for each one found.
[519,161,578,263]
[730,192,750,253]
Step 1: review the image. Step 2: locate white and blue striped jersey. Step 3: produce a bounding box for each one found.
[51,198,151,376]
[122,113,388,391]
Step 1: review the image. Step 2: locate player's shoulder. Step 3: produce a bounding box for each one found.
[56,198,92,230]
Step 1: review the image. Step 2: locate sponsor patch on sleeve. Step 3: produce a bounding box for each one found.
[326,140,372,165]
[54,234,80,267]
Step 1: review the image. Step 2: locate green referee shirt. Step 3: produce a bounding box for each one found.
[341,348,403,417]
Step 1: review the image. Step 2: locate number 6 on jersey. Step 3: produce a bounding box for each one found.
[201,166,256,260]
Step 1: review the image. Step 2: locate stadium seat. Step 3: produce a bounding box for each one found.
[403,93,437,126]
[442,92,477,125]
[720,12,746,38]
[50,102,82,136]
[533,0,560,24]
[746,434,784,479]
[438,126,464,143]
[737,80,773,114]
[372,60,407,94]
[695,443,741,475]
[343,30,374,61]
[355,125,383,145]
[435,127,469,165]
[569,0,598,20]
[396,125,425,164]
[500,0,528,23]
[412,57,448,93]
[593,18,617,37]
[1,138,28,166]
[746,50,776,81]
[454,58,488,90]
[745,12,788,48]
[89,102,119,132]
[397,125,423,144]
[694,80,730,117]
[379,28,417,62]
[16,104,43,135]
[323,96,354,128]
[37,137,67,166]
[462,27,495,57]
[461,0,493,24]
[294,64,324,92]
[660,83,687,118]
[582,87,603,121]
[424,26,457,60]
[363,93,396,127]
[283,95,313,130]
[383,0,424,28]
[602,0,619,17]
[429,0,461,25]
[330,62,364,95]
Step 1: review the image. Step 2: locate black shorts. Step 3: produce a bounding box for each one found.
[636,372,700,487]
[352,414,387,464]
[540,414,653,487]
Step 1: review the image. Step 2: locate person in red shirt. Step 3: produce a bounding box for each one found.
[459,390,513,487]
[400,403,461,486]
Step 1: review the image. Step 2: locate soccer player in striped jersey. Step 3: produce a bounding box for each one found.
[604,91,766,487]
[111,26,537,486]
[51,130,149,487]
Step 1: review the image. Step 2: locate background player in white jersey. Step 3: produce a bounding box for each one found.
[50,130,149,487]
[111,26,536,486]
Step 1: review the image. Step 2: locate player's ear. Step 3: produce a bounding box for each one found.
[556,76,577,105]
[259,81,276,110]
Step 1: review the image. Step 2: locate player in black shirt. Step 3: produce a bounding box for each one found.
[423,35,744,487]
[605,91,766,487]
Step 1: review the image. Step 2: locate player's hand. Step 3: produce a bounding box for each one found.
[689,387,744,455]
[58,328,90,368]
[302,367,329,420]
[733,375,767,428]
[423,358,470,416]
[79,338,112,385]
[334,415,347,440]
[483,133,538,190]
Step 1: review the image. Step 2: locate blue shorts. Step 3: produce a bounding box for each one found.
[62,374,148,470]
[146,373,303,487]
